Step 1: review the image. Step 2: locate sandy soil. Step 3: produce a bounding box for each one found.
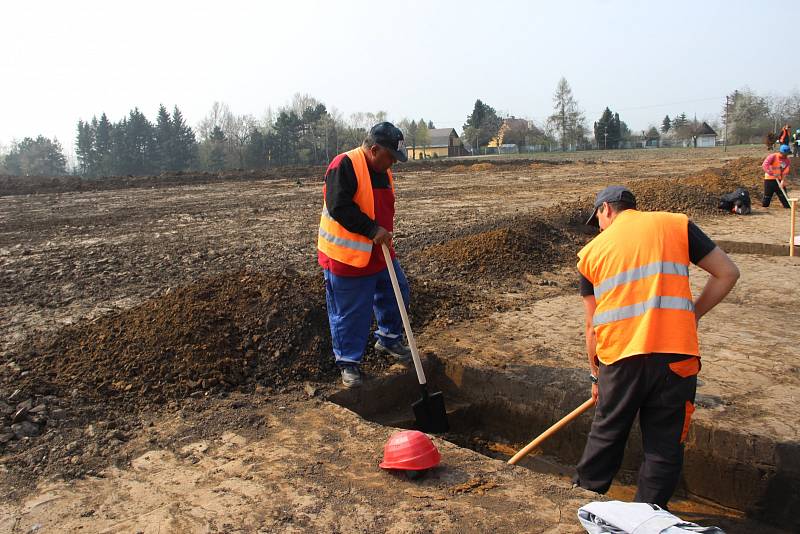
[0,394,594,534]
[1,145,797,532]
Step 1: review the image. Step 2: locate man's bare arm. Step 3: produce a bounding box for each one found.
[694,247,740,322]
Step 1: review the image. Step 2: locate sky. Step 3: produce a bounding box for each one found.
[1,0,794,159]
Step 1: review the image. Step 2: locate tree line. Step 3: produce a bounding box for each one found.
[2,86,800,177]
[72,96,394,177]
[0,136,67,176]
[76,106,196,176]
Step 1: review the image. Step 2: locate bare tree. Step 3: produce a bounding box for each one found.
[348,111,388,133]
[260,106,276,133]
[328,107,347,153]
[768,91,800,128]
[726,89,771,144]
[548,77,586,150]
[291,93,321,117]
[416,119,430,157]
[197,101,234,141]
[227,114,257,167]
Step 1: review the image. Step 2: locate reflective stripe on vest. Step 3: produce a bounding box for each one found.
[318,213,373,253]
[592,295,695,326]
[577,210,699,364]
[317,147,394,268]
[593,261,689,299]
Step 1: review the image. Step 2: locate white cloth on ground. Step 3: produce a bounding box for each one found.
[577,501,725,534]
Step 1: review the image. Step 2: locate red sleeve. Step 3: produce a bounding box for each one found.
[762,154,774,172]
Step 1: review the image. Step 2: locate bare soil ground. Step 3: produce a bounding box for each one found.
[1,145,797,532]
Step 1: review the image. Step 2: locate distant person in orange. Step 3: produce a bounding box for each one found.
[762,144,791,208]
[778,124,792,146]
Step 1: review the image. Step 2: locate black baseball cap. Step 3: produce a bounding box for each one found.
[368,122,408,163]
[586,185,637,226]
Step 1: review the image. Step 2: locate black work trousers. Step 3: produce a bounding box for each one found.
[574,353,698,508]
[763,179,790,208]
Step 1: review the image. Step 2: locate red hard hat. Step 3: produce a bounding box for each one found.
[379,430,441,471]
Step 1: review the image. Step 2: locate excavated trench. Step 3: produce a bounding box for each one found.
[330,354,800,531]
[717,240,794,256]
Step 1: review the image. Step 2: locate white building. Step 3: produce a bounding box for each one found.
[696,122,717,148]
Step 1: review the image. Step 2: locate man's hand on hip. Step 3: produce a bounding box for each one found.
[372,226,393,247]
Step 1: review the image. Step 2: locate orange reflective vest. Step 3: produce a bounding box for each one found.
[764,154,789,181]
[317,147,394,268]
[577,210,699,365]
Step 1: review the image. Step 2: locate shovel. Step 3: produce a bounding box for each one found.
[776,178,792,205]
[381,244,449,434]
[507,397,595,465]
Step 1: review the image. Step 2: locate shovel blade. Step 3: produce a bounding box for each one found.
[412,390,449,434]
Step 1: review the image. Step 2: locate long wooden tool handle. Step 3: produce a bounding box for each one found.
[507,397,596,465]
[381,244,427,386]
[791,198,797,257]
[777,179,791,203]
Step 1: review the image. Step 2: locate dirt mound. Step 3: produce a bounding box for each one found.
[0,269,468,486]
[536,158,763,221]
[470,163,495,171]
[9,270,333,404]
[631,157,762,217]
[409,216,577,282]
[717,156,765,183]
[6,268,467,407]
[448,164,468,172]
[536,157,763,222]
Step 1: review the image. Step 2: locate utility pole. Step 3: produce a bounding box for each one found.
[724,95,730,152]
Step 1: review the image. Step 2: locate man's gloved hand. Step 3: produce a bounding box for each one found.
[372,226,393,247]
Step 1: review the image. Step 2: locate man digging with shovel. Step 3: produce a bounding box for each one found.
[318,122,412,388]
[573,186,740,508]
[761,144,792,208]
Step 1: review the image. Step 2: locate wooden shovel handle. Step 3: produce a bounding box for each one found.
[381,244,427,386]
[507,397,596,465]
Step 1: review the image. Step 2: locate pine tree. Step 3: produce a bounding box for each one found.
[154,104,173,172]
[95,113,112,176]
[463,99,502,151]
[209,126,227,171]
[548,78,586,150]
[127,108,156,175]
[594,108,613,149]
[661,115,671,134]
[274,110,302,165]
[610,113,622,147]
[171,106,197,171]
[593,108,622,149]
[75,120,96,175]
[110,117,131,175]
[672,112,688,129]
[672,112,691,140]
[244,127,267,169]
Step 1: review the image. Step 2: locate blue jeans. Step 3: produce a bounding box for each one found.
[323,259,410,366]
